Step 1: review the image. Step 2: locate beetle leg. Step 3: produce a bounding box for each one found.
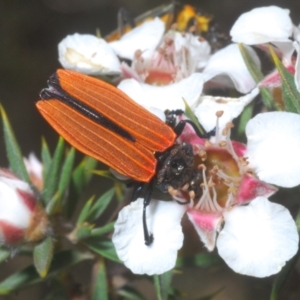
[143,181,154,246]
[175,120,216,139]
[130,182,144,201]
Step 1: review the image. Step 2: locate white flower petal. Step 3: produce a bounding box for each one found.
[172,31,211,70]
[272,41,295,66]
[24,153,43,180]
[230,6,293,44]
[58,33,121,75]
[112,199,185,275]
[293,41,300,92]
[246,111,300,187]
[202,44,260,93]
[109,18,165,60]
[0,178,32,231]
[194,88,259,132]
[217,197,298,277]
[118,73,205,111]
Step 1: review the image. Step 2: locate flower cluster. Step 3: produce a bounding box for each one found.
[56,5,300,278]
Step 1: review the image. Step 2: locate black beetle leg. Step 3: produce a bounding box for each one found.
[175,120,216,139]
[130,182,144,201]
[143,181,154,246]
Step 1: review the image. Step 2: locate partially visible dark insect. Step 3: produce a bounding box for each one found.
[106,2,229,53]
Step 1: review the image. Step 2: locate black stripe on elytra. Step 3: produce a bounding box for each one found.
[40,73,136,142]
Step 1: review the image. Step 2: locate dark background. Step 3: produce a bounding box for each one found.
[1,1,300,299]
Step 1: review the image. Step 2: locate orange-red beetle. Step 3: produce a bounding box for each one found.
[37,69,211,245]
[37,69,176,183]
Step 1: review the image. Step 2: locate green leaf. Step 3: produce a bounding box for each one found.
[0,105,30,182]
[0,248,10,263]
[72,156,98,195]
[154,270,173,300]
[238,44,275,109]
[91,257,108,300]
[41,137,52,178]
[77,196,95,225]
[86,188,115,223]
[91,169,119,180]
[237,102,254,137]
[90,222,115,237]
[0,250,93,295]
[259,87,278,110]
[84,238,121,262]
[46,148,75,215]
[183,98,205,135]
[42,137,65,204]
[57,147,75,200]
[75,224,93,240]
[238,43,264,83]
[270,251,299,300]
[269,44,300,113]
[33,237,54,278]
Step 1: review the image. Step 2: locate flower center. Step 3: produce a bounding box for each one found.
[197,147,240,209]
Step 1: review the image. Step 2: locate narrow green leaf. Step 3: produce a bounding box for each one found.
[74,224,93,241]
[270,251,299,300]
[42,137,65,204]
[269,44,300,113]
[91,169,119,180]
[33,237,54,278]
[72,156,98,195]
[154,271,173,300]
[86,188,115,222]
[0,250,93,295]
[0,105,30,182]
[57,147,75,199]
[90,222,115,237]
[0,248,10,263]
[91,257,108,300]
[183,98,205,135]
[65,156,97,219]
[237,102,254,137]
[84,238,121,262]
[77,196,95,225]
[238,43,275,109]
[259,87,277,110]
[41,137,52,178]
[238,43,264,83]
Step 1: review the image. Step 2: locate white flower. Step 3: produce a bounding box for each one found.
[118,73,206,111]
[229,6,299,89]
[24,153,43,191]
[109,17,165,60]
[202,44,260,93]
[246,111,300,187]
[230,6,293,44]
[0,169,49,246]
[112,111,300,277]
[58,33,121,75]
[217,197,298,277]
[112,199,185,275]
[194,87,259,132]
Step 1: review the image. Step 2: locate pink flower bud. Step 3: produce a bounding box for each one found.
[0,169,50,246]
